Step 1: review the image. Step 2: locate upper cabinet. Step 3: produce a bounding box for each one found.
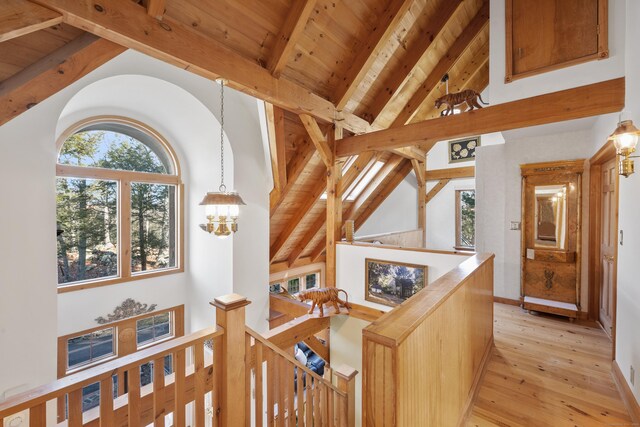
[505,0,609,82]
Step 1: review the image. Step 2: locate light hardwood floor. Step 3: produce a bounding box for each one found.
[467,304,634,427]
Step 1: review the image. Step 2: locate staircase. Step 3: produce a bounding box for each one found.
[0,294,356,427]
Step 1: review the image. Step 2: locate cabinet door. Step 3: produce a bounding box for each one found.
[506,0,607,81]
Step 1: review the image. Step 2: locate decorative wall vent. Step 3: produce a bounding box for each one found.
[95,298,157,324]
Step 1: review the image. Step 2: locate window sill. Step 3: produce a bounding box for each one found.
[453,246,476,252]
[57,267,185,294]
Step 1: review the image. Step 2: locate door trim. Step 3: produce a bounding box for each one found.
[588,141,618,358]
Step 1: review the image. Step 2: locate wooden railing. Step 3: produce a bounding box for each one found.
[245,327,356,427]
[0,326,223,426]
[0,293,356,427]
[362,253,495,427]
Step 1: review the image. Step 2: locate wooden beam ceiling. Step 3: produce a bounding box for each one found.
[31,0,374,135]
[266,103,287,193]
[0,34,125,127]
[300,114,333,168]
[267,0,316,78]
[336,77,626,157]
[364,0,465,123]
[0,0,62,43]
[389,1,490,127]
[270,136,316,215]
[287,151,378,267]
[333,0,413,110]
[270,172,327,262]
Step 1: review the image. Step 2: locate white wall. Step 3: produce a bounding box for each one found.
[488,0,626,105]
[329,315,370,427]
[336,243,470,312]
[425,133,504,251]
[475,126,594,306]
[0,50,271,396]
[614,0,640,403]
[355,173,418,237]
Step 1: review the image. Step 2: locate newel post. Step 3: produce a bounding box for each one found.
[210,294,251,427]
[334,364,358,427]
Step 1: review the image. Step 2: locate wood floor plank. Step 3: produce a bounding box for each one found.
[467,304,633,427]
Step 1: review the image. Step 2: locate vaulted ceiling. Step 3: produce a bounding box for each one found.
[0,0,492,271]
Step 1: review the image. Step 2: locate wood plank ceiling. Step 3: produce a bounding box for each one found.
[0,0,491,270]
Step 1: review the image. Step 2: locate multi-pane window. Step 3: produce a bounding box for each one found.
[137,312,172,346]
[56,118,181,289]
[456,190,476,249]
[287,277,300,294]
[305,273,318,289]
[67,328,115,370]
[270,271,321,295]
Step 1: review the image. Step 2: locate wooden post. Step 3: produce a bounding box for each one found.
[326,125,342,286]
[333,364,358,427]
[411,159,427,247]
[210,294,251,427]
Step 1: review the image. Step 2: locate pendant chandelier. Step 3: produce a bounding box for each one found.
[199,80,245,237]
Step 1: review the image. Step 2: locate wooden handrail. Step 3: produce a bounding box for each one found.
[338,240,473,256]
[363,253,494,346]
[247,326,344,395]
[362,253,495,426]
[0,326,223,418]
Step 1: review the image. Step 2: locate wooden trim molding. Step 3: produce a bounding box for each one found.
[458,338,494,426]
[612,360,640,424]
[55,116,185,293]
[493,296,521,306]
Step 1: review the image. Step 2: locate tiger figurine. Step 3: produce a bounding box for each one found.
[435,89,488,116]
[298,288,350,317]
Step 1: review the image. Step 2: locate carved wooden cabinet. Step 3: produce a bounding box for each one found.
[520,160,584,319]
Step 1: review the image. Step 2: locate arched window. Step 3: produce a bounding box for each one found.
[56,117,182,291]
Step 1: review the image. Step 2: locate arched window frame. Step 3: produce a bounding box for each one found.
[56,116,184,293]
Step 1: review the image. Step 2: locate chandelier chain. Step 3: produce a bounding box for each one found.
[219,80,226,192]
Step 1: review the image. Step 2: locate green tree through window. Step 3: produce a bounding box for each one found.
[57,121,180,286]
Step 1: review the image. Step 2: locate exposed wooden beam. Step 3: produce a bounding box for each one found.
[266,103,287,193]
[333,0,413,110]
[0,34,125,127]
[336,78,626,157]
[390,1,490,128]
[262,315,330,350]
[300,114,333,168]
[326,128,342,287]
[287,211,326,267]
[270,170,327,262]
[338,151,377,196]
[426,179,451,202]
[343,156,403,222]
[270,136,316,215]
[287,151,377,266]
[0,0,62,43]
[143,0,165,20]
[412,160,426,246]
[268,0,316,77]
[303,336,329,362]
[390,147,425,161]
[355,160,413,229]
[425,166,474,181]
[365,0,464,123]
[309,236,327,263]
[31,0,373,135]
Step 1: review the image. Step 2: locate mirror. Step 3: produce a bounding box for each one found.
[534,184,567,249]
